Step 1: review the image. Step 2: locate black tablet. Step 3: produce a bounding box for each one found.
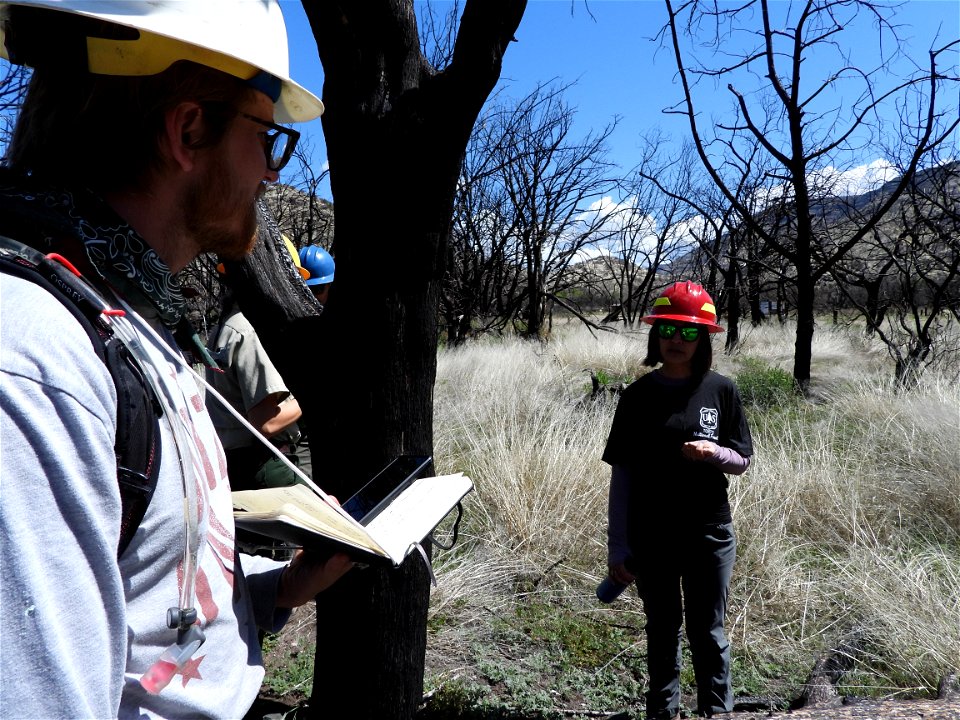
[341,455,433,525]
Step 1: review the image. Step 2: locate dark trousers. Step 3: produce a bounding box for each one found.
[225,444,304,492]
[226,444,305,561]
[637,521,736,718]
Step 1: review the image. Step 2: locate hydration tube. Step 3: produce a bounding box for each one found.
[83,295,212,694]
[107,308,204,608]
[106,307,209,693]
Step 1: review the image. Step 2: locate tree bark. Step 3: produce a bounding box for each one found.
[723,257,741,353]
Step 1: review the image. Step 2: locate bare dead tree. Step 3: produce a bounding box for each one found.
[266,137,334,250]
[223,3,528,717]
[443,83,617,340]
[598,137,704,326]
[0,62,29,155]
[418,0,461,68]
[831,155,960,386]
[491,83,618,337]
[443,98,525,343]
[662,0,959,390]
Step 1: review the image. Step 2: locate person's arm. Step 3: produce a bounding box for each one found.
[705,444,750,474]
[227,317,301,438]
[241,551,353,632]
[607,464,635,583]
[246,392,302,438]
[681,440,750,474]
[276,551,354,607]
[1,278,126,718]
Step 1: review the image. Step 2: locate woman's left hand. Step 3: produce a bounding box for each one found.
[682,439,718,462]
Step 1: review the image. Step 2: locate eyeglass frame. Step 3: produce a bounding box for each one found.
[238,112,300,172]
[656,323,702,342]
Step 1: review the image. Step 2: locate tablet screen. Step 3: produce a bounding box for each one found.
[341,455,433,525]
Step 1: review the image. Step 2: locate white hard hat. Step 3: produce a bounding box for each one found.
[0,0,323,123]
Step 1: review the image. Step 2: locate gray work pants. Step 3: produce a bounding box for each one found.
[637,521,736,719]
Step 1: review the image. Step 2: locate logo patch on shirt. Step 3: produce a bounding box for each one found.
[696,407,719,440]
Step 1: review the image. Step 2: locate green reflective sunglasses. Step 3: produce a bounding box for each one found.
[657,323,701,342]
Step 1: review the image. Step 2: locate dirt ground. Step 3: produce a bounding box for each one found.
[728,698,960,720]
[256,606,960,720]
[251,694,960,719]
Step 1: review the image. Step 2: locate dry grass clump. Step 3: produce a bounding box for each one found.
[435,335,614,570]
[731,320,890,386]
[429,319,960,705]
[827,375,960,537]
[546,321,650,383]
[729,352,959,691]
[730,376,960,691]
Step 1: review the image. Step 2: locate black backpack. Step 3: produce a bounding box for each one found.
[0,241,163,557]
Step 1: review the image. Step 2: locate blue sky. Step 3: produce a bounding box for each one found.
[282,0,958,200]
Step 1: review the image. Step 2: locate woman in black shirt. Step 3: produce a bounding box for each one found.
[602,281,753,720]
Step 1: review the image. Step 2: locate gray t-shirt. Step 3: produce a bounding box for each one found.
[1,274,289,719]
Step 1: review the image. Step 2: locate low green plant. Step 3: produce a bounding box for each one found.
[582,368,636,397]
[428,599,651,718]
[592,368,633,387]
[261,634,314,699]
[732,651,804,703]
[513,602,631,668]
[418,678,497,719]
[734,357,801,409]
[428,598,468,633]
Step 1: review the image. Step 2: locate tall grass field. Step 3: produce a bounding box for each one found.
[265,320,960,719]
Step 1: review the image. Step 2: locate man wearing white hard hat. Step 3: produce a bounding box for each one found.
[0,2,350,718]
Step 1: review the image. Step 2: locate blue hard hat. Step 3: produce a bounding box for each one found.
[299,245,335,286]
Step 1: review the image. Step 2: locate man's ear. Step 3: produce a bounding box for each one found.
[163,102,205,173]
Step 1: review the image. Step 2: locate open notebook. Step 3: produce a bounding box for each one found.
[232,456,473,566]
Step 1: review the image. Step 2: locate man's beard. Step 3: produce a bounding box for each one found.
[184,157,261,260]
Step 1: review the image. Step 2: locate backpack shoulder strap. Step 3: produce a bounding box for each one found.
[0,242,163,558]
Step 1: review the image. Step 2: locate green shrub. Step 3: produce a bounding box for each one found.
[584,368,635,395]
[735,357,801,409]
[418,679,491,719]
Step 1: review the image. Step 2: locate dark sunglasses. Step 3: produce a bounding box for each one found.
[239,112,300,172]
[657,323,701,342]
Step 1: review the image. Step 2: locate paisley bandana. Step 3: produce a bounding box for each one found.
[0,170,185,326]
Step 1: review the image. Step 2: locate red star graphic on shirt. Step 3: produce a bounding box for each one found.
[178,654,205,687]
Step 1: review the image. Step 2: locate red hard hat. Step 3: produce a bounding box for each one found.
[641,281,725,333]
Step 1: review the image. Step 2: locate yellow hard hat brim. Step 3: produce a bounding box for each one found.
[0,3,324,123]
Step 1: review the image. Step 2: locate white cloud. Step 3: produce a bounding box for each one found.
[748,158,900,211]
[572,244,610,263]
[580,195,657,253]
[572,194,718,263]
[811,158,898,197]
[664,215,710,246]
